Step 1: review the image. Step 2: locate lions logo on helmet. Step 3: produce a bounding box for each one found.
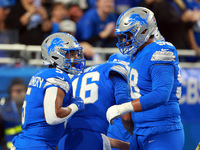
[41,32,86,75]
[115,7,158,55]
[44,37,64,55]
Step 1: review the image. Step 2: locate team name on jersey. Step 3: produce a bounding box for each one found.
[29,76,44,88]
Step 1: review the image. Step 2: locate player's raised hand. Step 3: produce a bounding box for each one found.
[71,97,85,111]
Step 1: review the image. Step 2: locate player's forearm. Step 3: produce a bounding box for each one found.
[56,104,78,118]
[139,64,174,111]
[107,137,130,150]
[55,106,72,118]
[139,88,169,111]
[121,113,134,135]
[130,99,142,112]
[44,87,78,125]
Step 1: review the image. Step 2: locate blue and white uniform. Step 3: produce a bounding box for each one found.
[58,62,131,150]
[129,41,184,149]
[12,68,73,150]
[106,53,132,150]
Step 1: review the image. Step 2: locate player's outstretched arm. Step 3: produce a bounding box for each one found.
[107,137,130,150]
[43,87,84,125]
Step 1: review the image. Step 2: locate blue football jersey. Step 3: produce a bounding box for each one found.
[12,68,73,149]
[66,62,129,135]
[129,41,182,131]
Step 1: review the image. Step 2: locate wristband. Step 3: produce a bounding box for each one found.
[117,102,134,115]
[68,103,78,115]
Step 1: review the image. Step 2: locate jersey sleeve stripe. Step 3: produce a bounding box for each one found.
[44,78,70,93]
[110,65,128,81]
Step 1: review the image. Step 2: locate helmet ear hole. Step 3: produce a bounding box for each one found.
[141,29,147,34]
[52,56,59,60]
[142,10,147,14]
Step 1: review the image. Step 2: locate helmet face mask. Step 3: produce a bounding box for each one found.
[115,7,158,55]
[116,30,140,55]
[63,49,85,75]
[41,32,86,75]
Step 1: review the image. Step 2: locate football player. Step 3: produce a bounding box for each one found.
[106,53,132,150]
[11,33,85,150]
[107,7,184,150]
[58,55,131,150]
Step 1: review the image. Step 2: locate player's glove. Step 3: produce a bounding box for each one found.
[71,97,85,111]
[106,102,134,125]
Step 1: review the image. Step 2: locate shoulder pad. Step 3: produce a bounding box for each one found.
[44,78,70,93]
[151,51,175,61]
[151,42,176,62]
[110,65,128,82]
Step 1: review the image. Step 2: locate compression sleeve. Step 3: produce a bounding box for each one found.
[44,87,78,125]
[140,64,174,111]
[112,74,131,105]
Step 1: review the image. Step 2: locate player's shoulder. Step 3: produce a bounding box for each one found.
[145,41,177,62]
[38,68,72,93]
[104,62,128,82]
[32,68,71,90]
[150,41,176,53]
[36,68,69,81]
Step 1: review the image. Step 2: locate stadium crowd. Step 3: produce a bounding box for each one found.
[0,0,200,61]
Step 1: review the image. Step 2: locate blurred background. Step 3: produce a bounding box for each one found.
[0,0,200,149]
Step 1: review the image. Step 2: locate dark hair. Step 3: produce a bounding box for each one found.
[8,78,26,94]
[51,2,66,12]
[67,2,79,10]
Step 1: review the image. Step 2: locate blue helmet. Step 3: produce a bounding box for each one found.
[41,32,86,75]
[115,7,158,55]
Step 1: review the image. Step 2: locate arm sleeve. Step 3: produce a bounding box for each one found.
[140,64,174,111]
[112,74,131,105]
[44,87,67,125]
[44,87,78,125]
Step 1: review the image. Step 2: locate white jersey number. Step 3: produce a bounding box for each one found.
[73,71,100,104]
[129,68,141,99]
[21,100,27,125]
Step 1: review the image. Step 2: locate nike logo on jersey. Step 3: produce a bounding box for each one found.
[161,48,169,51]
[148,140,155,143]
[56,76,65,80]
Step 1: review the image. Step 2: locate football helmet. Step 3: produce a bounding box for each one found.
[115,7,158,55]
[154,29,165,42]
[41,32,86,75]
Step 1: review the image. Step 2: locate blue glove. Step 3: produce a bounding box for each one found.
[71,97,85,111]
